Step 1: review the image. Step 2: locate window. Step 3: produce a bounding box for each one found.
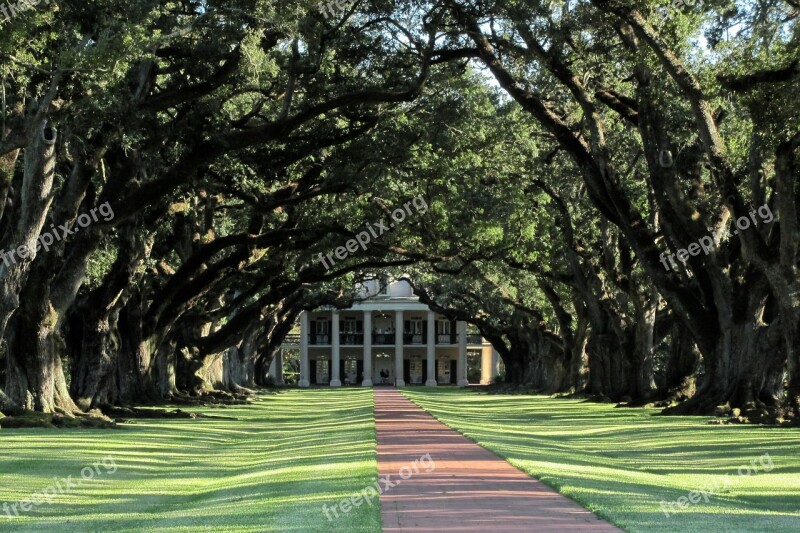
[312,320,329,344]
[405,319,424,344]
[437,319,451,343]
[343,319,361,333]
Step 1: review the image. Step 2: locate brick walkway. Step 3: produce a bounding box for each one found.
[374,388,622,533]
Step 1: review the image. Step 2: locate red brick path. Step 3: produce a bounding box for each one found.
[375,388,622,533]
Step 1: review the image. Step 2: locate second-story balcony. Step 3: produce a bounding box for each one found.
[304,331,486,346]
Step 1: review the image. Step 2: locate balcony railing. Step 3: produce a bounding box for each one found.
[299,332,485,345]
[436,334,454,344]
[403,333,425,345]
[309,334,330,345]
[340,333,364,345]
[373,333,395,345]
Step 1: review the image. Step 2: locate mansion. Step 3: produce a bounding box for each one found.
[276,278,500,386]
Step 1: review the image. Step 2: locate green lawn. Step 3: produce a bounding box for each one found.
[0,389,381,533]
[401,388,800,533]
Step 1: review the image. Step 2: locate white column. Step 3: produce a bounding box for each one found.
[299,312,310,387]
[362,311,373,386]
[425,311,437,386]
[330,310,341,386]
[480,345,492,385]
[274,350,284,385]
[394,311,404,386]
[457,321,468,387]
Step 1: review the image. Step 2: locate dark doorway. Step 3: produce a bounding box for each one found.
[450,359,457,384]
[310,360,317,385]
[357,360,364,385]
[403,359,410,384]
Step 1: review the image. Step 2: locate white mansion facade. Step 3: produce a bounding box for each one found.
[276,278,500,387]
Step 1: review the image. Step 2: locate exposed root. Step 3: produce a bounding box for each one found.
[168,389,252,406]
[0,409,117,429]
[583,394,616,404]
[99,405,239,421]
[480,383,543,395]
[0,389,23,416]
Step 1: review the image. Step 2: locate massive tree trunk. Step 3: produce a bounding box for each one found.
[5,311,79,414]
[664,320,701,399]
[665,277,774,414]
[5,190,83,415]
[511,327,545,389]
[153,338,178,398]
[228,325,258,391]
[195,345,255,394]
[582,281,634,399]
[117,291,163,402]
[536,342,569,393]
[586,330,631,399]
[0,123,56,334]
[569,302,590,393]
[69,223,153,409]
[774,135,800,418]
[70,309,120,410]
[0,123,63,411]
[632,288,659,399]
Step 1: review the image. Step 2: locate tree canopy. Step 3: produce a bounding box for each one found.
[0,0,798,424]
